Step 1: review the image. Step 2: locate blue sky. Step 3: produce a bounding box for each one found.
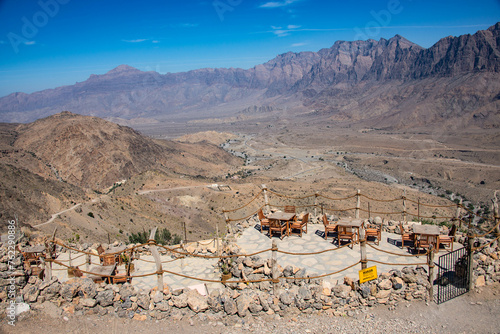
[0,0,499,97]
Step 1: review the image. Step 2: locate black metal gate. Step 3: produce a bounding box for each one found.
[435,247,470,304]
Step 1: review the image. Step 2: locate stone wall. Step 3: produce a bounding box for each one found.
[1,232,500,321]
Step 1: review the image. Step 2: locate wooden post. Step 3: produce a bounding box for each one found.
[368,202,371,220]
[427,244,435,300]
[360,225,367,270]
[85,253,91,273]
[149,227,163,291]
[183,221,187,243]
[467,234,475,291]
[314,194,318,217]
[417,198,421,223]
[355,189,361,219]
[271,240,278,295]
[262,184,270,213]
[402,190,407,222]
[216,223,220,256]
[457,199,463,228]
[492,191,499,237]
[222,207,231,236]
[40,257,47,281]
[44,243,52,281]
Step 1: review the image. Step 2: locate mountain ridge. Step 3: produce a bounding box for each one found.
[0,23,499,129]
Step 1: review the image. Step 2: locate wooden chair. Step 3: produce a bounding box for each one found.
[439,224,457,251]
[22,252,40,269]
[399,223,414,249]
[365,223,382,246]
[337,225,355,248]
[114,261,134,284]
[323,214,338,241]
[269,219,287,240]
[258,209,270,234]
[289,213,309,237]
[97,245,105,264]
[415,234,439,253]
[102,254,116,266]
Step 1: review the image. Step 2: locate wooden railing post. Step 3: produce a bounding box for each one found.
[314,194,318,217]
[216,223,220,256]
[417,198,421,223]
[457,199,463,228]
[402,190,407,222]
[149,227,163,292]
[427,245,435,300]
[360,225,367,270]
[271,240,278,295]
[467,234,475,291]
[85,253,91,273]
[355,189,361,219]
[44,243,52,282]
[262,184,270,213]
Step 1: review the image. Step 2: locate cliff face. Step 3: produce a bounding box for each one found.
[0,23,499,129]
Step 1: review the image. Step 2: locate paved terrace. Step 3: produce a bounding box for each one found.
[51,223,461,292]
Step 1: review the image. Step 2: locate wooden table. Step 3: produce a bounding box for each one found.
[22,245,46,254]
[104,246,127,264]
[88,264,116,283]
[267,212,296,237]
[337,219,363,244]
[412,224,440,253]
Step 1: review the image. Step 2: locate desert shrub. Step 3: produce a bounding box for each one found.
[128,228,181,245]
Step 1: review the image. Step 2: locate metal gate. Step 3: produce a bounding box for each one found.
[435,247,470,304]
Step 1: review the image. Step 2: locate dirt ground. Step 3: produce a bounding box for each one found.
[3,283,500,334]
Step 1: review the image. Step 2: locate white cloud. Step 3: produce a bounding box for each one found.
[259,0,300,8]
[122,39,147,43]
[291,42,306,47]
[24,41,36,45]
[152,40,160,44]
[270,24,302,37]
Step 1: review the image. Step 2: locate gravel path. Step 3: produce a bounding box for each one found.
[4,283,500,334]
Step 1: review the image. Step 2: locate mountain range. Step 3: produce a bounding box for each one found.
[0,23,499,130]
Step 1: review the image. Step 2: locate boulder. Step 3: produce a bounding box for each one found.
[236,294,253,317]
[172,293,188,308]
[279,291,294,306]
[137,293,151,310]
[298,286,312,300]
[224,297,237,315]
[96,289,114,307]
[333,284,351,299]
[378,279,392,290]
[186,289,208,313]
[81,298,97,308]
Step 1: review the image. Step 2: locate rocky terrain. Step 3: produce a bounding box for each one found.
[0,112,242,240]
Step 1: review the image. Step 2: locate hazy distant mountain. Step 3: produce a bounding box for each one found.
[0,23,499,129]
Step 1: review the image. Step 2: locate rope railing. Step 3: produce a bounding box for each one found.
[359,194,402,202]
[226,205,266,222]
[366,242,430,257]
[317,193,358,201]
[282,260,361,280]
[222,190,264,213]
[221,188,498,233]
[267,189,317,200]
[472,234,500,252]
[367,259,428,267]
[277,241,354,255]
